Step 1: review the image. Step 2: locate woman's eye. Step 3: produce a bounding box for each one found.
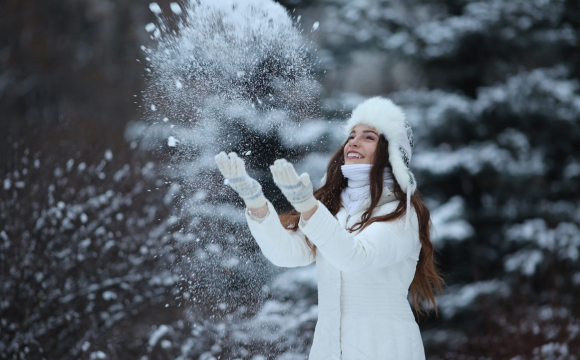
[348,136,354,140]
[367,136,375,140]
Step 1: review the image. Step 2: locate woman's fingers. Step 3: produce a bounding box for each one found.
[272,159,286,184]
[269,158,315,213]
[275,161,288,184]
[218,154,308,189]
[270,158,302,186]
[215,151,248,179]
[214,151,230,176]
[227,152,237,177]
[235,157,246,178]
[229,152,245,178]
[284,163,300,185]
[299,172,311,187]
[278,161,292,185]
[269,164,280,184]
[214,151,227,167]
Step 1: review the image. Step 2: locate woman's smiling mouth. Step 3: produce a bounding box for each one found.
[347,151,364,159]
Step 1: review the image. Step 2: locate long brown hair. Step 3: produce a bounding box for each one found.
[278,134,445,317]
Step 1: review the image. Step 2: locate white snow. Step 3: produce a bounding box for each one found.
[82,341,90,352]
[434,280,510,319]
[66,158,74,171]
[193,189,207,202]
[90,351,106,359]
[148,324,170,347]
[563,161,580,179]
[293,153,332,191]
[103,240,115,251]
[163,183,181,205]
[170,2,182,15]
[506,219,580,261]
[145,23,156,32]
[430,196,474,245]
[221,257,240,268]
[149,2,162,15]
[270,264,317,295]
[504,249,543,276]
[102,291,117,301]
[413,142,545,176]
[534,342,569,356]
[278,119,330,147]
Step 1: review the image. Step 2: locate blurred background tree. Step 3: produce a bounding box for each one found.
[1,0,579,359]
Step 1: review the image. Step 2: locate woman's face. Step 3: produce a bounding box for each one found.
[344,124,379,165]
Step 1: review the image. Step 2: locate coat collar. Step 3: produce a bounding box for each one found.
[340,185,398,217]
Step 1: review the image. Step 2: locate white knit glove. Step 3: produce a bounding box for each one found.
[269,159,317,213]
[214,151,267,209]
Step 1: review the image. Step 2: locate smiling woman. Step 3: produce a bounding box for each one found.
[344,125,380,165]
[215,96,444,360]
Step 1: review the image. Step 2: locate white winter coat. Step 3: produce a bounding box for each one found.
[245,185,425,360]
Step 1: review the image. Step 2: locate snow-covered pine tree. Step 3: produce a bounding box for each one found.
[130,1,333,358]
[307,0,580,357]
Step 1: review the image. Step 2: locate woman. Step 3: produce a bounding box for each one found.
[214,97,444,360]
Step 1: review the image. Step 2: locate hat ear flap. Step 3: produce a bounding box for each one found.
[389,141,409,188]
[406,169,416,195]
[389,141,413,194]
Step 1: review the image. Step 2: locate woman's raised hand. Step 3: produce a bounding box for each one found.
[214,151,267,209]
[270,159,317,213]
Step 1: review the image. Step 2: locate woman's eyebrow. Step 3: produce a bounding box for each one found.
[350,130,378,136]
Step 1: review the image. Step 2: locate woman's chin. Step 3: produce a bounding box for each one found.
[345,158,366,165]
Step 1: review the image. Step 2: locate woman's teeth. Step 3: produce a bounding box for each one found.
[348,153,363,159]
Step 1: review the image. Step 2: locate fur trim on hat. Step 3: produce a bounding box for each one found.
[344,97,416,196]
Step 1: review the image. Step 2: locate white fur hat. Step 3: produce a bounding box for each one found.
[344,97,417,227]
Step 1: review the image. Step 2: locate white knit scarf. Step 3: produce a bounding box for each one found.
[340,164,395,215]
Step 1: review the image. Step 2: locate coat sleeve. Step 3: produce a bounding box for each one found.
[245,199,316,268]
[298,200,421,273]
